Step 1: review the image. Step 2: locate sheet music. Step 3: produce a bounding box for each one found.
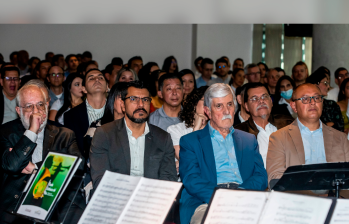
[204,189,269,224]
[259,191,332,224]
[116,177,182,224]
[330,199,349,224]
[78,171,141,224]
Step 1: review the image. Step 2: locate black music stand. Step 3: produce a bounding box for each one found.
[272,162,349,198]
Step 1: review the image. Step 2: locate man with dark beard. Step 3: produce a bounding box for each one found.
[235,82,293,168]
[89,81,177,189]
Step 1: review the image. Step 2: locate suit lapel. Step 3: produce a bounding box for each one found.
[199,125,216,178]
[322,124,333,162]
[144,131,153,177]
[288,120,306,164]
[43,124,58,160]
[80,102,89,133]
[117,119,131,174]
[232,131,243,169]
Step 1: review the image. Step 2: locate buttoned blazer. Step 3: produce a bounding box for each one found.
[267,120,349,184]
[179,125,268,224]
[89,118,177,190]
[0,119,84,217]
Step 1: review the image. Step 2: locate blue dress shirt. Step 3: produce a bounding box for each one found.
[196,76,211,88]
[297,118,327,164]
[208,121,243,184]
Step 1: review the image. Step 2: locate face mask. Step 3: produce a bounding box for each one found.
[280,89,293,100]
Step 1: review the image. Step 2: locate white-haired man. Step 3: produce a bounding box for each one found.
[179,83,268,224]
[0,81,85,223]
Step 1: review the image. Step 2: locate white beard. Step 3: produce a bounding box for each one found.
[20,106,48,132]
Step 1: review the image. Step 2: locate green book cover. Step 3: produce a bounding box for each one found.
[17,152,78,221]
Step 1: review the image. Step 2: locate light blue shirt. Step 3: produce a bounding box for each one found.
[208,121,243,184]
[196,76,211,88]
[297,118,327,164]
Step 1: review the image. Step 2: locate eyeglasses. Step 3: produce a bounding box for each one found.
[338,73,349,79]
[19,102,46,112]
[319,81,330,86]
[4,77,20,82]
[293,95,324,104]
[49,73,63,78]
[247,72,261,76]
[125,96,152,105]
[218,65,226,69]
[249,94,270,103]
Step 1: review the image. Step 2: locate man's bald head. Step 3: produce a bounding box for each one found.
[291,83,321,101]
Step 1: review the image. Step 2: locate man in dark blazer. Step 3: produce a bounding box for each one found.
[0,83,85,223]
[90,81,177,189]
[179,83,267,224]
[64,69,107,157]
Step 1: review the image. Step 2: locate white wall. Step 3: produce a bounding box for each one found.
[0,24,253,71]
[196,24,253,67]
[0,24,193,70]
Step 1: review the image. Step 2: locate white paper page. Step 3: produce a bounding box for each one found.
[78,171,141,224]
[259,191,332,224]
[116,177,182,224]
[203,189,268,224]
[329,199,349,224]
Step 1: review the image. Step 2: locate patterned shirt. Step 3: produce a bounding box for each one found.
[86,99,106,126]
[320,99,344,132]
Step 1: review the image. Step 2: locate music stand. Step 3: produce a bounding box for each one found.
[272,162,349,198]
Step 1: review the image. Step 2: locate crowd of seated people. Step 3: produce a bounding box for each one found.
[0,50,349,224]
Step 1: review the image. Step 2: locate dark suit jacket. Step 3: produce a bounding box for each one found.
[179,125,268,224]
[0,119,85,222]
[234,114,294,138]
[0,88,4,125]
[90,118,177,189]
[64,101,89,157]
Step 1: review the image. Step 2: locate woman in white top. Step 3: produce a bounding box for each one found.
[48,73,84,125]
[167,86,209,164]
[271,75,297,118]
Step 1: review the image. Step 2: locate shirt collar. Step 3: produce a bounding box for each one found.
[208,120,234,137]
[124,119,150,137]
[296,117,322,132]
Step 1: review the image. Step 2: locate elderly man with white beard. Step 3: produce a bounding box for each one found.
[179,83,268,224]
[0,81,85,223]
[235,82,294,167]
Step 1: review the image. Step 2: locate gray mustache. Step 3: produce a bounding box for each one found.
[256,104,269,111]
[222,114,232,120]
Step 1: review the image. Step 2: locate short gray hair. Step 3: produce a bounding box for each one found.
[16,79,49,106]
[115,68,139,83]
[204,83,236,110]
[244,63,259,75]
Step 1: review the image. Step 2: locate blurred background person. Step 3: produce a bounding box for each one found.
[179,69,197,101]
[162,55,178,74]
[196,58,214,88]
[137,61,159,86]
[229,68,245,93]
[232,58,244,71]
[115,67,138,83]
[306,68,344,132]
[149,70,166,112]
[24,56,40,77]
[292,61,309,86]
[257,62,268,84]
[233,84,250,126]
[337,78,349,134]
[49,73,84,125]
[127,56,143,75]
[266,68,282,101]
[194,56,203,79]
[274,67,286,76]
[272,75,297,118]
[328,67,349,102]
